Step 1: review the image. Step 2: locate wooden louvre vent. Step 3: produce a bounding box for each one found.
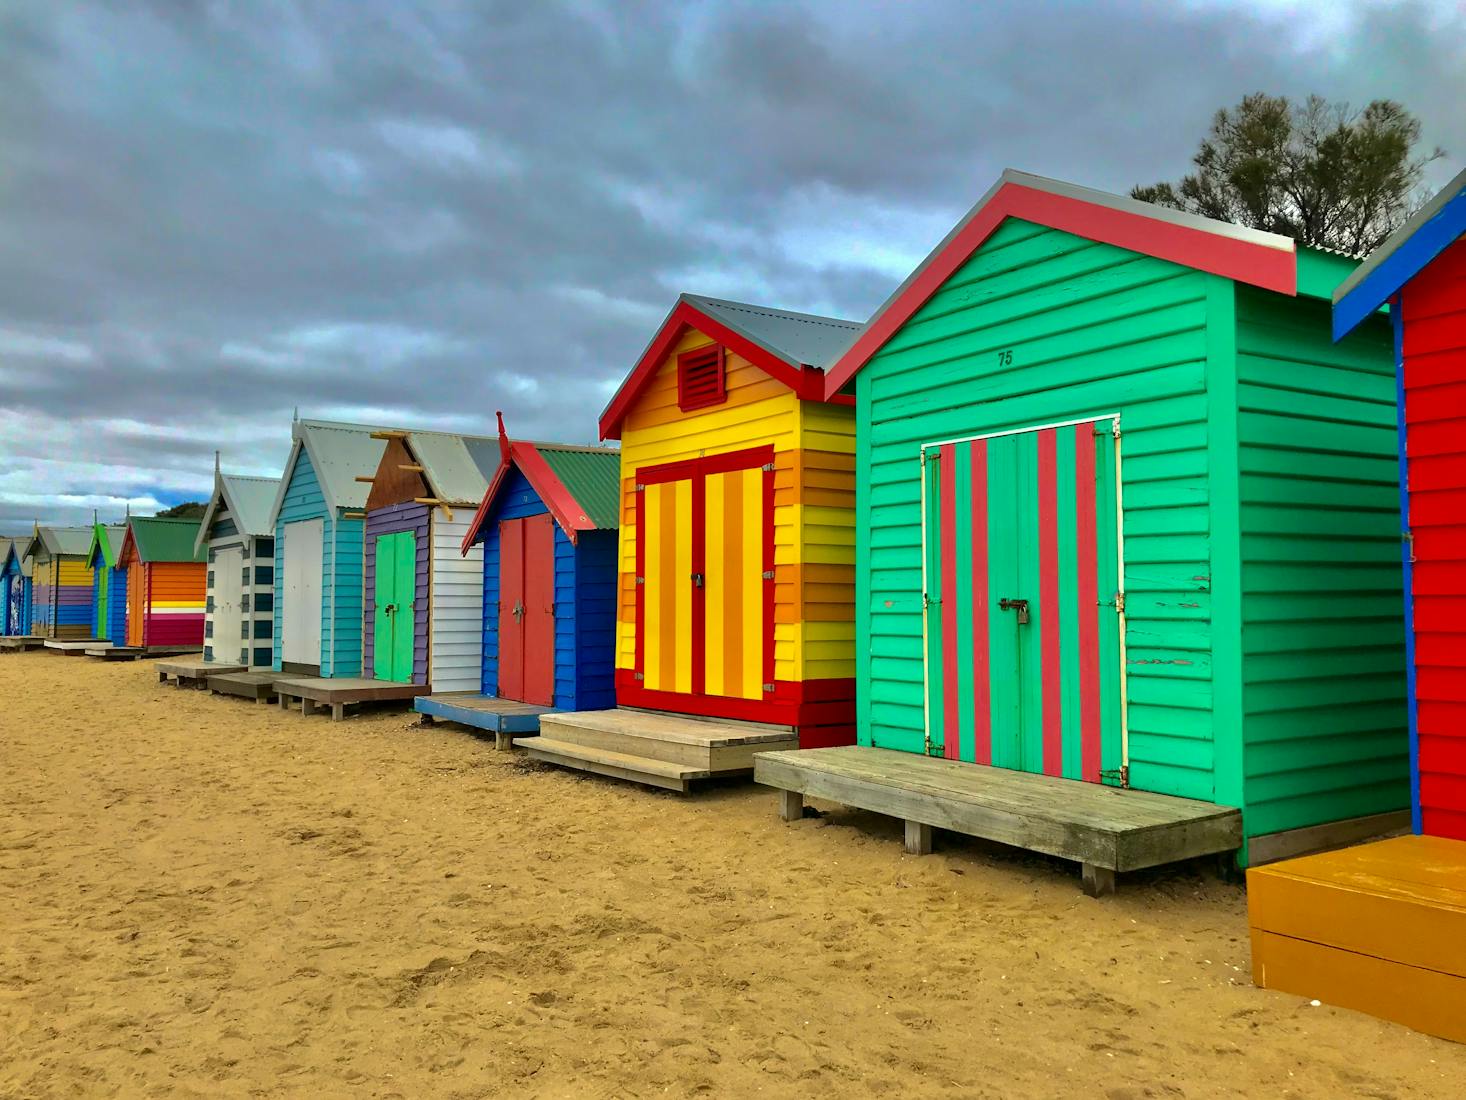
[677,345,726,412]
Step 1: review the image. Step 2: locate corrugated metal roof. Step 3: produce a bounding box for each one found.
[1335,165,1466,303]
[130,517,207,563]
[407,431,501,505]
[266,419,401,523]
[536,445,622,530]
[38,526,95,557]
[223,474,280,537]
[681,295,862,371]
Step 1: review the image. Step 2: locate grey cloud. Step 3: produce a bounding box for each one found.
[1,0,1462,530]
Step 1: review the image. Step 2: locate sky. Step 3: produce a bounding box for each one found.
[2,0,1463,531]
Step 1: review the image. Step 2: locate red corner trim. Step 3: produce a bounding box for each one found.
[460,443,595,555]
[599,300,834,440]
[823,181,1298,398]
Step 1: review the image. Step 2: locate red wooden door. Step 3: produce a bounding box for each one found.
[498,514,556,706]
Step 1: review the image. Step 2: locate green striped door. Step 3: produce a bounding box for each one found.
[372,531,416,683]
[925,419,1124,783]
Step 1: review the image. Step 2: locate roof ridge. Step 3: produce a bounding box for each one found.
[687,294,861,331]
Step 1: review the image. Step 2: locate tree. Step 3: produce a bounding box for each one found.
[1133,93,1443,255]
[155,501,207,519]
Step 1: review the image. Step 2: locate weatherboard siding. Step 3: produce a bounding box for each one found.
[1402,239,1466,840]
[1235,286,1408,838]
[272,447,366,677]
[143,561,206,646]
[363,503,430,684]
[857,220,1219,801]
[573,529,619,711]
[429,513,483,694]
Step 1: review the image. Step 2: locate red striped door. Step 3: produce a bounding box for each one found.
[498,515,556,706]
[926,420,1123,783]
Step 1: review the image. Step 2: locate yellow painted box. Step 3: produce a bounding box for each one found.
[1248,834,1466,1044]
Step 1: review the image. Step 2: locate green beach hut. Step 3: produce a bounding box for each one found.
[800,170,1407,873]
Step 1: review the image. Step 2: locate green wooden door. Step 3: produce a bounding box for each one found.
[372,531,416,683]
[925,419,1124,783]
[94,567,109,640]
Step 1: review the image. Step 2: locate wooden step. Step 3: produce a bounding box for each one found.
[517,736,710,792]
[539,709,798,770]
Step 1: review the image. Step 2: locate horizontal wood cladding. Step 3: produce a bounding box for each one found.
[1403,239,1466,840]
[1235,286,1407,838]
[365,437,430,512]
[858,220,1218,800]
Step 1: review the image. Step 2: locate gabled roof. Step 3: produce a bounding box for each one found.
[195,468,281,554]
[388,430,502,506]
[266,419,402,528]
[26,526,94,560]
[461,428,621,552]
[121,517,207,564]
[1334,166,1466,340]
[822,168,1307,397]
[598,294,862,440]
[2,538,33,577]
[86,523,126,569]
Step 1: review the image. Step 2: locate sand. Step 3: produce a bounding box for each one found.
[0,652,1461,1099]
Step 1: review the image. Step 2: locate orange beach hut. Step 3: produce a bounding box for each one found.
[118,517,207,650]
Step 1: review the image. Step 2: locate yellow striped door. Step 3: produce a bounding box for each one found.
[704,467,764,700]
[641,478,693,695]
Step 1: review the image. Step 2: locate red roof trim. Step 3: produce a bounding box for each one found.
[823,181,1298,397]
[459,442,596,554]
[598,300,828,440]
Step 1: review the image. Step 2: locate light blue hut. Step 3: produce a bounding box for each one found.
[265,419,396,677]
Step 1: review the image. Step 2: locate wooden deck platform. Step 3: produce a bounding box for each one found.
[1249,834,1466,1043]
[88,646,144,660]
[0,636,44,652]
[415,694,552,748]
[155,656,233,688]
[208,670,281,704]
[274,677,429,721]
[44,639,109,657]
[754,746,1242,896]
[518,709,799,792]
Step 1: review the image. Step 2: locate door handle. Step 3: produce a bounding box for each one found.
[691,573,704,588]
[513,600,524,623]
[998,598,1030,625]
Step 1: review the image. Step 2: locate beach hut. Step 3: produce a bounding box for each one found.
[85,522,128,643]
[755,169,1406,892]
[27,526,95,641]
[416,420,620,742]
[1248,168,1466,1042]
[116,517,207,649]
[1,539,35,642]
[359,428,498,692]
[2,538,34,637]
[520,294,861,789]
[194,461,281,671]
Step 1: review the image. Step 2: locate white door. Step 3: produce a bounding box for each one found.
[211,546,243,664]
[282,518,323,666]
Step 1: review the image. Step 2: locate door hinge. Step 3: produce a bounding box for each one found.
[635,575,644,584]
[1404,529,1416,563]
[1113,591,1125,613]
[762,570,774,580]
[634,672,644,681]
[761,463,775,472]
[762,682,775,693]
[1100,765,1130,788]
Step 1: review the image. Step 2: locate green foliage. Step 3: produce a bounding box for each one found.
[1133,93,1443,255]
[154,501,207,519]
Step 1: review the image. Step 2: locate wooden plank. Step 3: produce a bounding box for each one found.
[1251,929,1466,1044]
[518,737,698,792]
[1247,810,1412,865]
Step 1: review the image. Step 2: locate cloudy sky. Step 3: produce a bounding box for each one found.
[2,0,1463,530]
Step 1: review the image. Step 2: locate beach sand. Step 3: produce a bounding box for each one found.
[1,650,1460,1098]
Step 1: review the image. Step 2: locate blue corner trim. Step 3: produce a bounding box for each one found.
[1334,188,1466,341]
[1393,307,1422,834]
